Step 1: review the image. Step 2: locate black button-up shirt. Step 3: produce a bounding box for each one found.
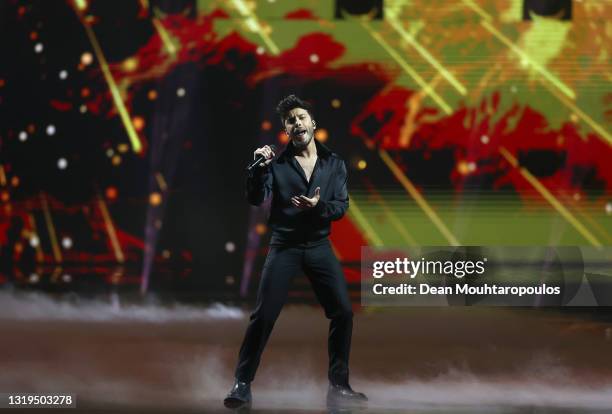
[247,139,349,245]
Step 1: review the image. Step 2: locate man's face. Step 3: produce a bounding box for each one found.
[284,108,315,149]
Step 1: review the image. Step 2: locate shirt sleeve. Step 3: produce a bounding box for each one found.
[246,165,272,206]
[313,159,349,221]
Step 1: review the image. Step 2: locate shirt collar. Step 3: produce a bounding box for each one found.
[278,139,332,163]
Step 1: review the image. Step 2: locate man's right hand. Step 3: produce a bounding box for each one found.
[254,145,275,167]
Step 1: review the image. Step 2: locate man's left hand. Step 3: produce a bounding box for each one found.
[291,187,320,209]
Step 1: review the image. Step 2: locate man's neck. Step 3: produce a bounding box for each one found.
[294,138,317,159]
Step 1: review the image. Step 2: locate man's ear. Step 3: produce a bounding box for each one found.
[312,119,317,129]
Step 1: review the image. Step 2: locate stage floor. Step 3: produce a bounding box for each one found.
[1,292,612,413]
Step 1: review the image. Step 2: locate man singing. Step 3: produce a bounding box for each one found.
[224,95,367,409]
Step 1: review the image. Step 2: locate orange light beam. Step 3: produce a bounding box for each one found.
[96,194,125,263]
[40,193,62,263]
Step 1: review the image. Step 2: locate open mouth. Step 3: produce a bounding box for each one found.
[294,129,307,138]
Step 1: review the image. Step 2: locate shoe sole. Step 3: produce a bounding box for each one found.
[223,397,251,409]
[326,395,368,409]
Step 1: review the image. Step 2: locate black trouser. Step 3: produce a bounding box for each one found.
[234,239,353,386]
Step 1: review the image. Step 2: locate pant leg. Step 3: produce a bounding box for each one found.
[234,246,302,382]
[303,241,353,386]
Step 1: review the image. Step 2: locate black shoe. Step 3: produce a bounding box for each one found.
[326,383,368,408]
[223,380,252,409]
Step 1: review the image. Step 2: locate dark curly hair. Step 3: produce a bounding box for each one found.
[276,95,313,123]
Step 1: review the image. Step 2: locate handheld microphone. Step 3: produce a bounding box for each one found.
[246,145,277,171]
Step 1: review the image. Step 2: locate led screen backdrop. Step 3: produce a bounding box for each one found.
[0,0,610,299]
